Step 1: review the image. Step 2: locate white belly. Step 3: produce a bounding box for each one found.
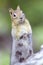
[11,25,32,39]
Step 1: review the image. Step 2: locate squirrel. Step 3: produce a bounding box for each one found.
[9,6,33,65]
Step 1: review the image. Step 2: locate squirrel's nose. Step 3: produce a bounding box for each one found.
[20,17,23,20]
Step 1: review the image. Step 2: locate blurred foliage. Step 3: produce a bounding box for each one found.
[0,52,10,65]
[0,0,43,64]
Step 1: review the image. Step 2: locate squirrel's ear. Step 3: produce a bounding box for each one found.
[17,6,20,10]
[9,8,14,14]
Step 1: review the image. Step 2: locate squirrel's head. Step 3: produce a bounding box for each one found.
[9,6,25,25]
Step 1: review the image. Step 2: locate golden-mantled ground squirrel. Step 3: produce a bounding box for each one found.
[9,6,33,65]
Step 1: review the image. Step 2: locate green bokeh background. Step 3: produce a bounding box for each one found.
[0,0,43,65]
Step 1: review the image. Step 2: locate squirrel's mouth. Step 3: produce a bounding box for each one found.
[18,18,25,24]
[19,20,25,24]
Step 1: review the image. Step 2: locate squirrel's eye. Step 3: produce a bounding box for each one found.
[13,13,16,17]
[14,14,16,17]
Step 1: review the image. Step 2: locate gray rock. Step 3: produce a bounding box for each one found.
[13,45,43,65]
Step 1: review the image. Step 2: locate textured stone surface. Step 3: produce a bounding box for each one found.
[13,45,43,65]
